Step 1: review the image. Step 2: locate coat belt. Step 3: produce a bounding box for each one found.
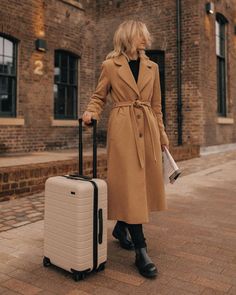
[112,100,157,169]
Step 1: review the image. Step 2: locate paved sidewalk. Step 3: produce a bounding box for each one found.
[0,194,44,232]
[0,150,236,294]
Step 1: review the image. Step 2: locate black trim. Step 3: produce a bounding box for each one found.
[89,180,98,271]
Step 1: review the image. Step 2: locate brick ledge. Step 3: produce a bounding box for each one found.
[0,118,25,126]
[0,144,199,202]
[216,117,234,124]
[0,154,107,202]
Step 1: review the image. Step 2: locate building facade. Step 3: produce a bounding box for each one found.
[0,0,235,157]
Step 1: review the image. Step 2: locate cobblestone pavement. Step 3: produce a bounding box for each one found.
[0,194,44,232]
[0,149,236,294]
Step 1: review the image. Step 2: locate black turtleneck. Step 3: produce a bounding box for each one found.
[128,57,140,83]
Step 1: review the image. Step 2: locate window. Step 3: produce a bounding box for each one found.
[216,14,228,117]
[54,50,78,119]
[0,34,17,117]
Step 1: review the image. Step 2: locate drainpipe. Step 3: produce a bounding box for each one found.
[176,0,183,145]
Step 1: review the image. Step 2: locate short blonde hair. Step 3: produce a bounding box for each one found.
[105,20,153,61]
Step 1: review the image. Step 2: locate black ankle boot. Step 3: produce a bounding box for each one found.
[112,221,135,250]
[135,246,158,278]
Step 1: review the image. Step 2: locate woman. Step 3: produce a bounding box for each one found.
[82,20,169,279]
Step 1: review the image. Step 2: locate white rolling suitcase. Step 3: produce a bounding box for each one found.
[43,118,107,281]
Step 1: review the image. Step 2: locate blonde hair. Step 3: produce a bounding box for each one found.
[105,20,153,61]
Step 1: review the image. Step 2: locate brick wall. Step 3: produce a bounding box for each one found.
[0,0,98,153]
[199,0,236,146]
[0,0,235,154]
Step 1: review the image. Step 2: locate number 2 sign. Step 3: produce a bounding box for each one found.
[34,60,44,75]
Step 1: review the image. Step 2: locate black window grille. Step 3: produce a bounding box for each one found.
[0,34,17,117]
[216,14,228,116]
[54,50,78,119]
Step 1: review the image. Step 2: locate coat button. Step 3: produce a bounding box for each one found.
[139,133,143,137]
[137,114,141,119]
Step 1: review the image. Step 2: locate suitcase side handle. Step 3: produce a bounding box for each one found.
[78,118,97,178]
[98,208,103,244]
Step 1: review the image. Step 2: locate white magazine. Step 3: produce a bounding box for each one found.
[162,146,181,185]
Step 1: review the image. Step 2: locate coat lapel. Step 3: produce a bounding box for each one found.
[113,53,153,98]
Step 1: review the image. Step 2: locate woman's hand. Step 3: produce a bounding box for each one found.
[161,144,168,152]
[82,111,93,125]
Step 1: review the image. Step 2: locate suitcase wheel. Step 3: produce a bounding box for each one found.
[96,262,106,272]
[43,257,51,267]
[72,271,86,282]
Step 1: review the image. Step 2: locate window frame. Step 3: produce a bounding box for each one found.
[54,49,79,120]
[215,13,228,117]
[0,33,18,118]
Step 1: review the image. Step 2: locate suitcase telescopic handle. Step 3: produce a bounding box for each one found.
[78,118,97,178]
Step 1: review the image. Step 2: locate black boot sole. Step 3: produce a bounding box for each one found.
[135,261,158,278]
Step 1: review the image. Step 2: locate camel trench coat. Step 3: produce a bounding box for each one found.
[85,52,169,224]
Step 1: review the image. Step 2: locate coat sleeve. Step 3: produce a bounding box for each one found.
[151,63,169,147]
[85,61,111,122]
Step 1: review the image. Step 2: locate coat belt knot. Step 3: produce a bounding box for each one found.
[112,100,158,169]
